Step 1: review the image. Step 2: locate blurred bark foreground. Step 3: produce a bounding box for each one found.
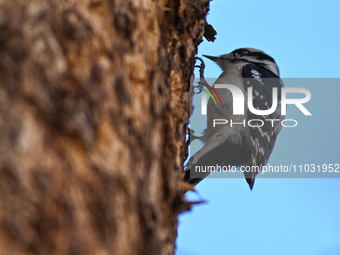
[0,0,212,254]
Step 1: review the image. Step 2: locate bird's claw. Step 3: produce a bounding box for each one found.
[186,128,202,146]
[194,57,208,94]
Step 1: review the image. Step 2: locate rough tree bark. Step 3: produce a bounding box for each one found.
[0,0,214,254]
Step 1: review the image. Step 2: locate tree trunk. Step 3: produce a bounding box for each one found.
[0,0,212,254]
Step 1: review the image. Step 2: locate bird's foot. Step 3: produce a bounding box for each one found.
[186,128,202,146]
[194,57,209,94]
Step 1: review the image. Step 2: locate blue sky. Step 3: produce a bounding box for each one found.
[177,1,340,255]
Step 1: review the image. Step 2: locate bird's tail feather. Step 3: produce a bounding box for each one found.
[184,139,250,186]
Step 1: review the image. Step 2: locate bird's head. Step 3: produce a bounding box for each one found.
[203,48,280,77]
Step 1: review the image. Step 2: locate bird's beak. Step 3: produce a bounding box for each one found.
[202,55,220,62]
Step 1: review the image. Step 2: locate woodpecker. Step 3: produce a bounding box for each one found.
[185,48,284,190]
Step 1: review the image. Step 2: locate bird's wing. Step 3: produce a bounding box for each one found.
[184,127,250,185]
[242,63,285,168]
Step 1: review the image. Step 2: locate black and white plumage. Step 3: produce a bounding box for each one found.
[185,48,284,190]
